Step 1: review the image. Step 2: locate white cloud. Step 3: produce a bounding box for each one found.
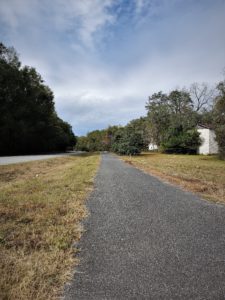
[66,0,115,47]
[0,0,39,27]
[0,0,115,48]
[135,0,147,13]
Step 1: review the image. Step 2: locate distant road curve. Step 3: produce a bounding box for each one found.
[0,152,83,165]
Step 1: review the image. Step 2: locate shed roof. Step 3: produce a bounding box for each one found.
[197,124,214,130]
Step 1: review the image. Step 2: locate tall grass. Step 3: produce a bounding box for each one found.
[0,154,99,300]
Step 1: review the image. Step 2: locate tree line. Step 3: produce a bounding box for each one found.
[0,43,76,155]
[76,81,225,158]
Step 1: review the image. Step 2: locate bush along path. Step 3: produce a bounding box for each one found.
[65,153,225,300]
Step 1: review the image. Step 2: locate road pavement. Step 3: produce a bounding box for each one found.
[0,152,83,165]
[64,153,225,299]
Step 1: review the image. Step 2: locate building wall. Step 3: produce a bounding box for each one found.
[148,143,158,151]
[197,128,218,154]
[208,130,219,154]
[198,128,209,154]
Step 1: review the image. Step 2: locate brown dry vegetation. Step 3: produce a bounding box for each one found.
[121,153,225,203]
[0,154,100,300]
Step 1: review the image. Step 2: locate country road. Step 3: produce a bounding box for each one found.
[65,153,225,300]
[0,152,83,165]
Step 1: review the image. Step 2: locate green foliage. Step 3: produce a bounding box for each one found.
[145,92,170,145]
[86,130,107,152]
[111,127,143,155]
[0,43,76,155]
[76,125,144,155]
[127,117,152,149]
[196,109,214,126]
[145,89,201,153]
[75,136,89,151]
[75,126,122,152]
[161,128,201,154]
[213,81,225,159]
[76,130,110,152]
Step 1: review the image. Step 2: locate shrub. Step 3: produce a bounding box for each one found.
[161,127,201,154]
[112,128,143,155]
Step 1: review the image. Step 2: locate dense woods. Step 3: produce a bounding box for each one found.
[0,43,76,155]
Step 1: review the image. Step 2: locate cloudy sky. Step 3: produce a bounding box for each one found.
[0,0,225,135]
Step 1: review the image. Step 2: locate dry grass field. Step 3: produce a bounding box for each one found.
[121,153,225,203]
[0,154,100,300]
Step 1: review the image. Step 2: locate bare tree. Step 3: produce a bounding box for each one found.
[189,82,215,112]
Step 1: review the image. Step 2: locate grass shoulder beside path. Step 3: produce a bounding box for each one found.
[121,152,225,203]
[0,154,100,300]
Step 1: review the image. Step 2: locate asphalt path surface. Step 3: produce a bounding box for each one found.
[0,152,83,165]
[65,153,225,300]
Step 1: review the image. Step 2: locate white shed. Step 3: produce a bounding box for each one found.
[148,143,158,151]
[197,125,218,155]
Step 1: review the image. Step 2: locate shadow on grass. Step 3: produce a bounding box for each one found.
[68,152,100,158]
